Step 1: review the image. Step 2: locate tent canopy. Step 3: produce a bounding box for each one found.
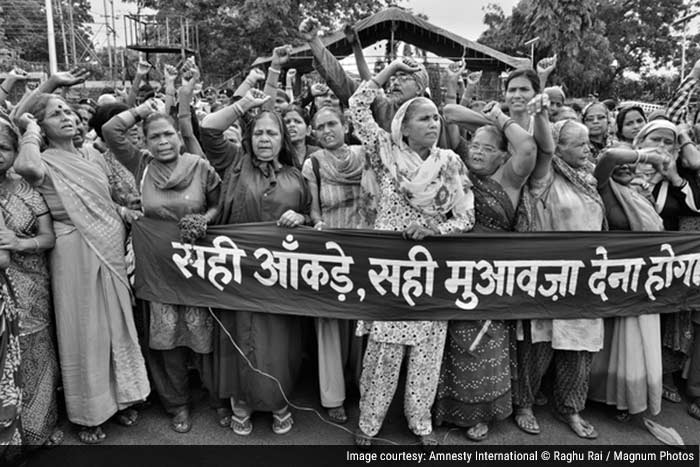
[252,7,530,73]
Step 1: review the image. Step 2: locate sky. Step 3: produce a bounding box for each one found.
[87,0,521,50]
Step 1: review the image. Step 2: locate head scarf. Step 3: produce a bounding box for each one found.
[411,65,430,93]
[632,119,678,149]
[360,96,473,226]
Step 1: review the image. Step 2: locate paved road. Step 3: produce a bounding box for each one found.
[48,365,700,446]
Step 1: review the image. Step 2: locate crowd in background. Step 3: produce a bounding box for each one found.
[1,13,700,460]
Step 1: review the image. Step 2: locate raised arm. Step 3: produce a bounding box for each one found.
[11,67,89,121]
[460,71,482,107]
[163,64,178,117]
[536,55,556,91]
[285,68,297,102]
[0,67,29,106]
[177,62,204,157]
[102,99,158,175]
[200,89,269,172]
[127,60,152,108]
[263,45,292,112]
[594,146,669,186]
[300,18,358,106]
[344,24,371,81]
[235,68,266,99]
[677,122,700,171]
[13,114,46,186]
[529,94,555,181]
[483,102,537,184]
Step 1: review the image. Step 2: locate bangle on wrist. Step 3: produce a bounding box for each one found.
[633,149,641,165]
[268,67,281,74]
[177,113,191,119]
[501,118,516,133]
[681,140,695,151]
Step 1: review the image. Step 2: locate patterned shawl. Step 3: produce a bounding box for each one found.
[360,96,473,226]
[41,148,128,288]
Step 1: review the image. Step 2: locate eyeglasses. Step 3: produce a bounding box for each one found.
[468,143,499,155]
[584,115,607,123]
[391,73,416,84]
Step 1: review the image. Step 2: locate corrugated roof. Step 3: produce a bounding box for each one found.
[252,7,530,73]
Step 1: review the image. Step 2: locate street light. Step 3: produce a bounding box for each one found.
[673,11,700,80]
[524,36,540,67]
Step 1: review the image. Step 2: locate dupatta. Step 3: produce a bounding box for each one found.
[41,148,129,288]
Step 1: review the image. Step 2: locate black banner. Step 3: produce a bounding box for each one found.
[133,218,700,320]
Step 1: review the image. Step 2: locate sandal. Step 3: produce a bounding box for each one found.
[465,422,489,442]
[662,385,682,403]
[419,433,438,446]
[354,430,372,449]
[556,412,598,440]
[514,408,540,435]
[170,408,192,434]
[231,413,253,436]
[216,407,232,428]
[114,408,138,427]
[688,401,700,421]
[272,409,293,435]
[327,406,348,424]
[77,425,106,444]
[45,429,64,447]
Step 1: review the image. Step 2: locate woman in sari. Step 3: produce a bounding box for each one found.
[103,97,221,434]
[281,105,319,166]
[302,106,365,423]
[0,211,18,461]
[515,119,605,440]
[629,120,700,407]
[0,115,61,448]
[200,89,310,436]
[588,143,669,419]
[13,91,150,444]
[348,59,475,446]
[433,101,538,441]
[615,106,646,147]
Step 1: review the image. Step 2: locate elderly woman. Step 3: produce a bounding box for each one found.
[200,89,311,437]
[303,106,366,424]
[514,118,605,440]
[583,102,613,160]
[348,59,475,447]
[12,88,150,443]
[588,143,670,420]
[433,101,538,442]
[0,114,60,448]
[103,97,221,434]
[630,120,700,411]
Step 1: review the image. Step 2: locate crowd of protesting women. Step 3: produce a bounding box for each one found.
[1,13,700,458]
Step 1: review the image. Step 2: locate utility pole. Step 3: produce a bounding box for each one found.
[102,0,113,80]
[110,0,117,82]
[67,0,78,66]
[45,0,58,74]
[55,0,70,68]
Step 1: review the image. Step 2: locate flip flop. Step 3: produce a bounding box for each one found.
[514,408,540,435]
[662,385,682,403]
[272,410,293,435]
[231,413,253,436]
[465,422,489,442]
[114,408,138,427]
[216,407,232,428]
[170,408,192,434]
[327,406,348,424]
[77,425,106,444]
[688,402,700,421]
[556,412,598,440]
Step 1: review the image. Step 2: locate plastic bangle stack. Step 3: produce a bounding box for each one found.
[20,130,43,147]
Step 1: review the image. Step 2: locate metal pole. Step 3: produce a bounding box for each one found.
[67,0,77,66]
[165,17,170,45]
[102,0,113,79]
[110,0,117,82]
[45,0,58,74]
[531,43,535,67]
[55,0,70,68]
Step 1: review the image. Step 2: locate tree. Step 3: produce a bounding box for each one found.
[0,0,94,66]
[125,0,401,83]
[478,0,686,98]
